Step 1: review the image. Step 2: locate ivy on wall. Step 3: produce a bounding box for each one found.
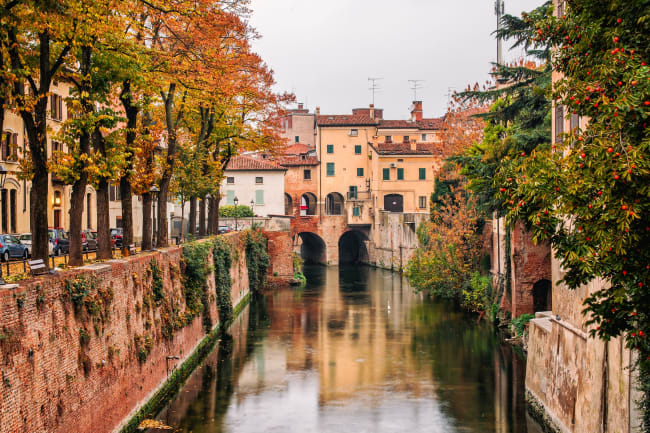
[242,229,270,293]
[213,237,233,327]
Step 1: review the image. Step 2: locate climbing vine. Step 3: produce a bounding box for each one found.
[149,259,164,305]
[241,229,270,293]
[213,237,233,326]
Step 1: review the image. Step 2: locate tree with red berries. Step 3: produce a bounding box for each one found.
[498,1,650,426]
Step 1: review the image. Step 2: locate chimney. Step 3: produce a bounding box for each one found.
[411,101,423,121]
[298,103,304,110]
[369,104,375,119]
[315,106,320,115]
[410,139,417,152]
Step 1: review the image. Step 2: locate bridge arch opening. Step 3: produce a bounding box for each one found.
[300,193,317,216]
[338,230,369,264]
[325,192,344,215]
[298,232,327,264]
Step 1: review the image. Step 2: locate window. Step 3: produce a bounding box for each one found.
[419,168,426,180]
[421,134,427,141]
[226,177,235,184]
[350,129,358,136]
[2,132,18,161]
[50,94,63,121]
[349,186,358,200]
[109,185,121,202]
[354,144,362,154]
[385,136,392,143]
[10,189,16,233]
[397,168,404,180]
[86,193,91,229]
[327,144,334,154]
[326,162,335,176]
[255,189,264,205]
[419,196,427,209]
[1,189,6,233]
[255,177,263,184]
[226,190,235,205]
[403,136,409,143]
[554,105,564,143]
[352,206,360,217]
[397,158,404,162]
[383,168,390,180]
[295,136,299,143]
[570,113,580,132]
[357,167,364,177]
[304,169,311,180]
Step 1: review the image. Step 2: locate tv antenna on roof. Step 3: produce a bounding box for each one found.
[368,77,383,105]
[408,80,425,101]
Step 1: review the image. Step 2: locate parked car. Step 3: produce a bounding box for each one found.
[49,228,69,256]
[218,226,231,234]
[81,230,98,251]
[18,233,32,257]
[110,228,123,248]
[0,234,29,261]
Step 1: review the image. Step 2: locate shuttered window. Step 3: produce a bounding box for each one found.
[226,190,235,205]
[255,190,264,205]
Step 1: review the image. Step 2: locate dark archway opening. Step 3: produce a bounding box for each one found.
[325,192,344,215]
[384,193,404,213]
[300,193,317,216]
[338,230,369,265]
[298,232,326,264]
[532,279,552,312]
[284,193,293,215]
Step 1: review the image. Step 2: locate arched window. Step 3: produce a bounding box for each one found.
[325,192,344,215]
[300,193,317,216]
[284,193,293,216]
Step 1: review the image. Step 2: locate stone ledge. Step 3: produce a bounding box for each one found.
[531,316,552,333]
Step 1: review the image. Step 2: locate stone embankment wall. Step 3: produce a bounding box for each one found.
[0,231,289,433]
[368,211,427,271]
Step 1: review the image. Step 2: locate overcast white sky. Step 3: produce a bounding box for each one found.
[248,0,544,120]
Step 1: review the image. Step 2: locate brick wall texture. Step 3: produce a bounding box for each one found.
[0,232,276,433]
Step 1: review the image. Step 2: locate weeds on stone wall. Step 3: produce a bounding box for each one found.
[149,259,164,305]
[213,237,233,327]
[242,229,270,293]
[511,314,534,338]
[134,334,153,363]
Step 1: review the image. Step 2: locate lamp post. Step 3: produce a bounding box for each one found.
[150,185,159,247]
[234,196,239,231]
[0,164,7,284]
[250,199,255,229]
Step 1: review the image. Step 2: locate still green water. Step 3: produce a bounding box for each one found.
[154,265,543,433]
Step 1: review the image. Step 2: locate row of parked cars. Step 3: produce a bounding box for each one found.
[0,227,124,261]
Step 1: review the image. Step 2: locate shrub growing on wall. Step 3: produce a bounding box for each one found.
[242,229,270,293]
[213,237,233,326]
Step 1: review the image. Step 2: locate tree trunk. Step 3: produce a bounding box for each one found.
[96,179,112,260]
[179,199,185,242]
[208,196,216,235]
[215,194,221,233]
[156,178,169,248]
[199,196,206,237]
[141,192,152,250]
[119,177,133,253]
[119,79,138,255]
[188,197,196,238]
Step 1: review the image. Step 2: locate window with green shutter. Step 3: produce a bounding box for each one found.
[327,144,334,154]
[327,162,335,176]
[255,190,264,205]
[226,190,235,205]
[419,168,426,180]
[349,186,358,200]
[354,145,362,154]
[357,167,364,177]
[383,168,390,180]
[352,207,360,217]
[397,168,404,180]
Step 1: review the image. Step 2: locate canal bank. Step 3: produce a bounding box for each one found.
[151,265,545,433]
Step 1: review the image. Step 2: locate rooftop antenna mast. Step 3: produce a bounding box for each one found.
[368,77,383,105]
[445,87,457,107]
[495,0,505,65]
[408,79,425,101]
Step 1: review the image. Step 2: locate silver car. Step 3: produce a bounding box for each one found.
[19,233,54,256]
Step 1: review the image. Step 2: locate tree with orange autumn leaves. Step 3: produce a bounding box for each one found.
[0,0,292,265]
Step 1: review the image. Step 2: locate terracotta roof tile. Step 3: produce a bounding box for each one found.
[225,155,286,171]
[317,114,377,126]
[416,118,443,130]
[277,156,319,167]
[282,143,311,155]
[378,119,419,129]
[372,142,443,155]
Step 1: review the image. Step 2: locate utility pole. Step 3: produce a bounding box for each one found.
[495,0,505,65]
[368,77,382,105]
[408,80,424,101]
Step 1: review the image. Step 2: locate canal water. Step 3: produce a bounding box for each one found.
[153,265,544,433]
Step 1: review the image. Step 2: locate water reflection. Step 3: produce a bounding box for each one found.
[154,266,542,433]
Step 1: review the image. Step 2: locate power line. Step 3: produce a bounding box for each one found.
[368,77,383,105]
[408,80,425,101]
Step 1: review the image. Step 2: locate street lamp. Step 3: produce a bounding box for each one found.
[150,185,159,247]
[0,164,7,284]
[250,199,255,229]
[234,196,239,231]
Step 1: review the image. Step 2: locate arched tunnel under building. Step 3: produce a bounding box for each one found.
[338,230,369,265]
[298,232,327,265]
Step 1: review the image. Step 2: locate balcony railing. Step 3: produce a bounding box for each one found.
[346,190,371,201]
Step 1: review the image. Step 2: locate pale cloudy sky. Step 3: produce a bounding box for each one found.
[248,0,545,120]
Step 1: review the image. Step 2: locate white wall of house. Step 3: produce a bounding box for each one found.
[222,170,285,217]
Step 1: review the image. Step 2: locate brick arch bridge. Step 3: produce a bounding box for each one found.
[290,215,372,265]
